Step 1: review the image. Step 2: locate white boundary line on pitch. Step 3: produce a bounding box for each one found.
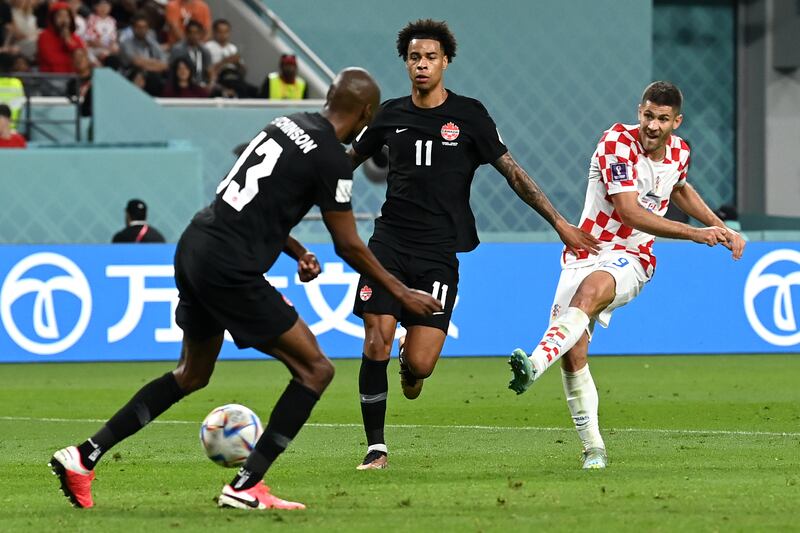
[1,416,798,437]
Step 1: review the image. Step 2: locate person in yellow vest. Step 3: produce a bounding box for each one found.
[259,53,308,100]
[0,53,25,129]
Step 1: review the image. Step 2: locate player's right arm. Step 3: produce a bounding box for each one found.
[321,210,442,316]
[610,191,728,246]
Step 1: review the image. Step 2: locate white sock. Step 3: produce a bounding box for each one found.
[561,365,604,451]
[367,443,388,454]
[529,307,589,378]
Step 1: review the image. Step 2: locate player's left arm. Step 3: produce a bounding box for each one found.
[670,183,745,260]
[283,235,321,282]
[492,152,600,256]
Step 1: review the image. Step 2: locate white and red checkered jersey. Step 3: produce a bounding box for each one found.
[561,123,691,278]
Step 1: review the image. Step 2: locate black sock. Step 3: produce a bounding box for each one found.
[230,380,319,490]
[77,372,185,469]
[359,354,389,448]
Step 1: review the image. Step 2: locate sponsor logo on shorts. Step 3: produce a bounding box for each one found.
[441,122,460,141]
[359,285,372,301]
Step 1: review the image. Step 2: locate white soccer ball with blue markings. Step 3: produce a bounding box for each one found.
[200,404,263,468]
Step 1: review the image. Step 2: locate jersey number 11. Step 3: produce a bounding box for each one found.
[415,139,432,166]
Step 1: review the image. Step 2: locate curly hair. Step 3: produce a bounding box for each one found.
[396,19,457,61]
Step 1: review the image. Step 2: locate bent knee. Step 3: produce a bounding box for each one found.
[295,355,335,393]
[173,369,211,393]
[363,331,393,360]
[407,358,436,379]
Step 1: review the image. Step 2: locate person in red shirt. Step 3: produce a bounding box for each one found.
[37,1,85,73]
[0,103,26,148]
[165,0,211,44]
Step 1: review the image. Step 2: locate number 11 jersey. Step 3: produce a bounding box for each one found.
[352,90,507,258]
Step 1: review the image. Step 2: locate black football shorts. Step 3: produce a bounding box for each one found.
[352,239,458,332]
[173,228,298,348]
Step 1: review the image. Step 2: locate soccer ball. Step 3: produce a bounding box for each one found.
[199,404,263,468]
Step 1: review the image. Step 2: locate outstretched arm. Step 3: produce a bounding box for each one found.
[670,183,745,259]
[611,190,735,253]
[492,152,600,256]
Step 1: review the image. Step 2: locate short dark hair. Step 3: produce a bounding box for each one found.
[186,19,204,33]
[396,19,457,61]
[641,81,683,114]
[213,18,230,30]
[0,103,11,119]
[126,199,147,220]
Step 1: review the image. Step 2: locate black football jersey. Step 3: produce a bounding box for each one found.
[188,112,352,274]
[352,90,507,256]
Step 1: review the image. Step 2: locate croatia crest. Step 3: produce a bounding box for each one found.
[359,285,373,301]
[441,122,460,141]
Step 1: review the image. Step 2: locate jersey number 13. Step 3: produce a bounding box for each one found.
[216,131,284,211]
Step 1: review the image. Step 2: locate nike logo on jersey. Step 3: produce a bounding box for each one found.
[395,128,408,133]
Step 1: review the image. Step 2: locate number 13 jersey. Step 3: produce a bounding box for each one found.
[352,90,507,258]
[188,112,353,275]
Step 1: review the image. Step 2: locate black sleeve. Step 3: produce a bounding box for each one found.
[470,100,508,164]
[350,102,389,159]
[315,148,353,212]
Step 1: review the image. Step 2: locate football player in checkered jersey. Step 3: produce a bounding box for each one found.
[508,81,746,469]
[347,19,600,470]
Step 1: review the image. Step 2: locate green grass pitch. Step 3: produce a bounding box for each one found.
[1,355,798,532]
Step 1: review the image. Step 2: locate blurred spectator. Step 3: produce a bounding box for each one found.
[126,64,146,90]
[37,1,85,73]
[0,102,25,147]
[205,18,241,76]
[112,199,166,243]
[84,0,117,63]
[9,0,38,60]
[109,0,137,30]
[168,18,209,84]
[0,52,24,127]
[66,46,90,115]
[119,12,166,95]
[161,55,207,97]
[67,0,87,42]
[1,0,18,54]
[164,0,209,45]
[259,53,307,100]
[209,65,255,98]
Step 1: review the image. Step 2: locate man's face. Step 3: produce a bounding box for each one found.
[54,9,71,30]
[405,38,447,92]
[637,100,682,155]
[186,25,202,46]
[133,19,149,40]
[280,62,296,80]
[213,23,230,44]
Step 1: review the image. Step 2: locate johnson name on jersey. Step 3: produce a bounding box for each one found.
[563,123,691,278]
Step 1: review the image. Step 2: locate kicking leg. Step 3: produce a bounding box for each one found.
[509,271,615,394]
[50,333,223,508]
[561,336,607,469]
[356,313,396,470]
[221,317,334,510]
[397,325,446,400]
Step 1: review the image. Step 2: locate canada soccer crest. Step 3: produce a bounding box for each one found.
[359,285,373,301]
[441,122,460,141]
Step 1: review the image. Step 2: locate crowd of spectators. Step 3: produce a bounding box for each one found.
[0,0,310,138]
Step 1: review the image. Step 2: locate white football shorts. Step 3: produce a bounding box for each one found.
[550,251,649,333]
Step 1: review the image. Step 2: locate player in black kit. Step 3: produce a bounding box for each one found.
[350,20,600,470]
[49,68,442,511]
